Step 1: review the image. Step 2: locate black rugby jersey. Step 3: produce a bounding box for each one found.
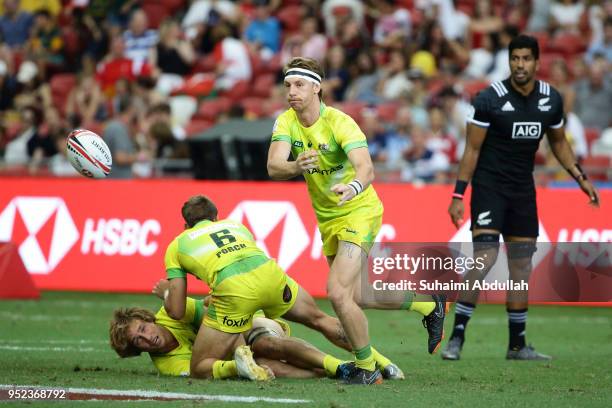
[467,78,565,187]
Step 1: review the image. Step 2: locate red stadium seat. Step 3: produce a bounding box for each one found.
[547,33,587,57]
[221,80,251,103]
[376,102,400,123]
[582,156,610,181]
[537,53,564,81]
[194,97,232,121]
[185,118,214,137]
[141,2,168,29]
[251,74,276,98]
[277,5,302,33]
[335,101,366,124]
[192,54,217,74]
[462,79,490,100]
[584,128,601,152]
[50,73,77,114]
[241,97,266,118]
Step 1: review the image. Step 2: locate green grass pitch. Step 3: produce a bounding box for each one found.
[0,291,611,407]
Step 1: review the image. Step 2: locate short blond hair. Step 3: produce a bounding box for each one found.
[109,307,156,358]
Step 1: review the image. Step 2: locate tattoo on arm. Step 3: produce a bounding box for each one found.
[344,242,355,259]
[336,324,349,344]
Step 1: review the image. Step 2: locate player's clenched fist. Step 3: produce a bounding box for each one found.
[296,149,318,171]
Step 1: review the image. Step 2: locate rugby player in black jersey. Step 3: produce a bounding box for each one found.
[442,35,600,361]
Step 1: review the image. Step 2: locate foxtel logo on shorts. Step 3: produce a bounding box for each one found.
[0,196,161,275]
[512,122,541,139]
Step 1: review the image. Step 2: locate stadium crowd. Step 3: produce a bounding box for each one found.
[0,0,610,181]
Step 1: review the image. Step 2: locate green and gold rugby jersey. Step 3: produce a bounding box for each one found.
[149,297,204,376]
[165,219,267,287]
[271,104,383,222]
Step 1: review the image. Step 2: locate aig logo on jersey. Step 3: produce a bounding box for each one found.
[512,122,541,139]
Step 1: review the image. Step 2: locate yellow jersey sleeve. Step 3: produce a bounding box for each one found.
[164,238,186,280]
[332,112,368,154]
[271,112,291,144]
[151,355,191,377]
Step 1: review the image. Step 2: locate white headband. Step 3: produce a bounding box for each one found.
[284,67,321,85]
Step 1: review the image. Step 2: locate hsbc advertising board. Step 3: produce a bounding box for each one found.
[0,178,610,297]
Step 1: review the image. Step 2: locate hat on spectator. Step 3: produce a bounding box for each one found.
[410,51,436,78]
[17,61,38,83]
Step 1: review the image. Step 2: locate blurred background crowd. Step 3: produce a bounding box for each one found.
[0,0,610,182]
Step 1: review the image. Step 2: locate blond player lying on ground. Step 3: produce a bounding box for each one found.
[110,295,355,379]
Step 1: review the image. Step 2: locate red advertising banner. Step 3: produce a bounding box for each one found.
[0,178,610,298]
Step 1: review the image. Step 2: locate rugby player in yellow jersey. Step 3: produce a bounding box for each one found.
[109,295,351,379]
[162,195,401,381]
[267,57,447,384]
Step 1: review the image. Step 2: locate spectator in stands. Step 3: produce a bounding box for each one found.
[487,25,517,83]
[426,106,456,162]
[14,59,53,111]
[527,0,552,32]
[322,45,349,102]
[362,107,390,163]
[211,23,251,91]
[548,0,585,35]
[0,59,18,110]
[464,33,496,79]
[4,105,47,167]
[344,49,383,105]
[299,16,328,63]
[16,0,61,17]
[418,0,470,42]
[27,9,64,76]
[400,124,449,183]
[29,105,65,174]
[418,20,469,76]
[152,18,195,95]
[334,16,370,62]
[145,102,186,141]
[586,16,612,63]
[123,9,158,72]
[0,0,34,49]
[321,0,364,38]
[378,49,413,101]
[468,0,503,49]
[372,0,411,50]
[96,35,154,97]
[573,57,612,130]
[438,86,470,142]
[103,94,142,179]
[182,0,239,41]
[65,71,105,126]
[244,0,280,60]
[382,106,413,169]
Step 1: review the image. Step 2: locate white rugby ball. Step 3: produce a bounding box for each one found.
[66,129,113,179]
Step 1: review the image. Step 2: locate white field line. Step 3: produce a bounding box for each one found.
[0,384,311,404]
[0,339,107,345]
[0,345,98,352]
[0,312,84,322]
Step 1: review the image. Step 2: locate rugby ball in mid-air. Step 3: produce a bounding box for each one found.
[66,129,112,179]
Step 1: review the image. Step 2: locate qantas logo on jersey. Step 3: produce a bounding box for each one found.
[512,122,541,139]
[306,163,344,175]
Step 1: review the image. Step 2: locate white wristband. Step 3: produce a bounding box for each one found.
[348,179,364,196]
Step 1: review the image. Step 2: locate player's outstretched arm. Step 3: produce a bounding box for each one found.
[331,147,374,206]
[448,123,488,228]
[164,277,187,320]
[546,126,600,206]
[267,141,316,179]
